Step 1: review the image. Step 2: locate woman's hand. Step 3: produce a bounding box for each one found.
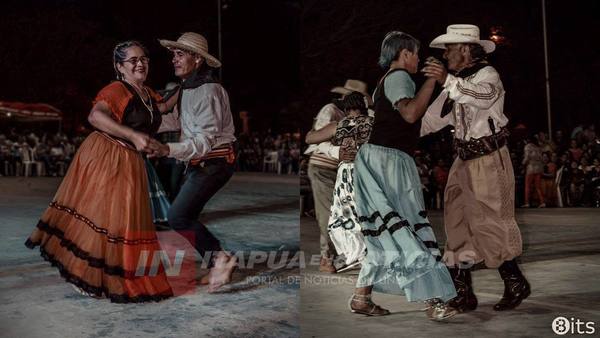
[89,102,157,150]
[129,131,156,152]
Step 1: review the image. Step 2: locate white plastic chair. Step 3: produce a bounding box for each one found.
[263,151,279,173]
[20,146,45,177]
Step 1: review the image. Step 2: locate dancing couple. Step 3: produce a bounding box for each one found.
[308,24,530,320]
[25,32,237,302]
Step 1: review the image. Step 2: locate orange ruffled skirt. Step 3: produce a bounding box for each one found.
[25,131,173,303]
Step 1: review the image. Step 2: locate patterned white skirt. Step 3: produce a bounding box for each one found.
[327,162,366,266]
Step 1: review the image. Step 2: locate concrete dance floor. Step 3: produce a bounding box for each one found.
[0,173,299,338]
[300,208,600,337]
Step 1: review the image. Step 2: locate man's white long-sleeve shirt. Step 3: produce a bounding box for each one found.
[159,83,236,161]
[421,65,508,141]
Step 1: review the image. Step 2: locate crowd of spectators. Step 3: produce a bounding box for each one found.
[236,131,302,175]
[5,122,599,207]
[0,129,82,177]
[0,128,302,177]
[408,123,600,209]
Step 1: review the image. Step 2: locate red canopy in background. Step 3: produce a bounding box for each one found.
[0,101,63,122]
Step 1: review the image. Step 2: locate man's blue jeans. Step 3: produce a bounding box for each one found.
[168,158,234,262]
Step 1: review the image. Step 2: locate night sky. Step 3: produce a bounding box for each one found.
[300,0,599,135]
[1,0,598,136]
[0,0,301,133]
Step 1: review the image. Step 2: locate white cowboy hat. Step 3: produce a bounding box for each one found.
[331,79,369,97]
[159,32,222,68]
[429,24,495,54]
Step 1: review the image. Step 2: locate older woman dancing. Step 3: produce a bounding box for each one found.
[25,41,177,302]
[350,32,457,320]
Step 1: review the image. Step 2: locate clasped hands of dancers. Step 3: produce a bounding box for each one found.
[126,131,168,157]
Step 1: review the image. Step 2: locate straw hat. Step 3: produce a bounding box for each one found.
[331,79,369,97]
[159,32,222,68]
[429,24,495,54]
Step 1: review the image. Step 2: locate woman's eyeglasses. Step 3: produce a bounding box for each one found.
[122,56,150,65]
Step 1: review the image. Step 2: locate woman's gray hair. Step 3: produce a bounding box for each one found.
[378,31,420,70]
[113,40,149,80]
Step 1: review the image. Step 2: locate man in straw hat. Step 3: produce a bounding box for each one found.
[305,79,369,273]
[421,24,530,312]
[331,79,373,107]
[151,32,237,292]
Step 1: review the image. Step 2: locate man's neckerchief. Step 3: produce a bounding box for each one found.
[181,67,219,90]
[167,67,219,115]
[440,60,490,117]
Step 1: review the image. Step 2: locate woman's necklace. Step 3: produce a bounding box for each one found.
[124,80,154,123]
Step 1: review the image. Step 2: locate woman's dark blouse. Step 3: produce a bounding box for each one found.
[93,80,162,136]
[368,69,421,156]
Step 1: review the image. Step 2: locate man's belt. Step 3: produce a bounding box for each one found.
[189,144,236,166]
[454,128,509,161]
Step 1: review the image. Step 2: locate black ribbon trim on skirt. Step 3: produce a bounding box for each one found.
[382,211,400,225]
[359,211,441,252]
[360,211,433,235]
[358,211,401,224]
[362,220,410,237]
[358,211,443,261]
[413,223,432,232]
[33,245,173,303]
[26,220,143,279]
[359,211,380,223]
[359,211,409,237]
[423,241,440,249]
[48,202,158,245]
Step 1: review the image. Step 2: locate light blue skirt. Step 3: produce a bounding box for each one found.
[354,143,456,302]
[144,158,170,223]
